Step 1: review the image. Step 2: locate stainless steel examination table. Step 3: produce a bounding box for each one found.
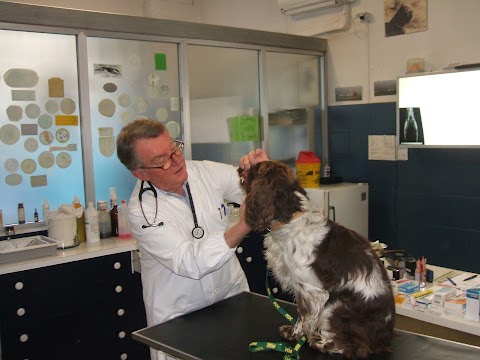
[132,292,480,360]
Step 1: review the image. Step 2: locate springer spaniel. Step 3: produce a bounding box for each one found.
[240,160,395,359]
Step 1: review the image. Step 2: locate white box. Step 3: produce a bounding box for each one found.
[466,286,480,322]
[432,286,456,307]
[444,295,466,312]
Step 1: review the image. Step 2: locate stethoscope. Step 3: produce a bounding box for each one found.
[139,180,205,239]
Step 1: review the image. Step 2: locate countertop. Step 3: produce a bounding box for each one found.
[0,238,138,275]
[395,264,480,336]
[132,291,480,360]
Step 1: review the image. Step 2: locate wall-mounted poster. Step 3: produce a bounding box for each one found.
[384,0,427,37]
[335,86,362,102]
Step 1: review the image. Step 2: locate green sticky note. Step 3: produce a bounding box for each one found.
[155,53,167,70]
[230,116,260,142]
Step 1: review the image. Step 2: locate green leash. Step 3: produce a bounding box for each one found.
[248,274,307,360]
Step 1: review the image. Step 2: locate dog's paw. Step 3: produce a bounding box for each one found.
[309,333,343,355]
[279,325,297,341]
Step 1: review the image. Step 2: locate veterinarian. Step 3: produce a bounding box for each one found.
[116,118,268,360]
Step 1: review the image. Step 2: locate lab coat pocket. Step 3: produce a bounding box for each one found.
[210,204,228,230]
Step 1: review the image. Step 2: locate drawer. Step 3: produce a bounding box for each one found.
[0,252,133,313]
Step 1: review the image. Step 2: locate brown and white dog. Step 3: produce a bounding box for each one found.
[240,160,395,359]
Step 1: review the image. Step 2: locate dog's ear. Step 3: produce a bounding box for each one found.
[245,176,276,232]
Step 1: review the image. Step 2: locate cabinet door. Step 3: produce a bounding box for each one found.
[0,29,85,224]
[266,52,321,167]
[87,37,181,204]
[0,252,149,360]
[188,45,261,166]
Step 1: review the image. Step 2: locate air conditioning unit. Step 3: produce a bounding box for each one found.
[278,0,356,16]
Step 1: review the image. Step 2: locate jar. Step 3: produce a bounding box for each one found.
[18,203,26,224]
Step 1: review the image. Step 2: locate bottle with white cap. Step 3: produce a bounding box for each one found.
[97,201,112,239]
[118,200,132,240]
[84,201,100,243]
[42,199,49,221]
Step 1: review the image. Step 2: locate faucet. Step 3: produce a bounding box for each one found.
[5,226,15,236]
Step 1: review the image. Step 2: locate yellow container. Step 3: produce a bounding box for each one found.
[295,151,321,188]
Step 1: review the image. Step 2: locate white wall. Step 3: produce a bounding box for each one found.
[7,0,480,105]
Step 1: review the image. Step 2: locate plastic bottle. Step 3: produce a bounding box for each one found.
[18,203,25,224]
[85,201,100,243]
[97,200,112,239]
[117,200,132,240]
[42,200,49,221]
[109,187,118,237]
[415,260,421,284]
[73,196,86,243]
[0,209,3,236]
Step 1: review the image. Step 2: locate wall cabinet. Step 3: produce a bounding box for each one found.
[0,252,149,359]
[0,1,327,225]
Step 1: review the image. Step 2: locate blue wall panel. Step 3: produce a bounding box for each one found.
[328,103,480,272]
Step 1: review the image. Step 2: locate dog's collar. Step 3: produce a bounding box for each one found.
[269,211,304,231]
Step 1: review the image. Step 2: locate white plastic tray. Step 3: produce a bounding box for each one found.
[0,235,58,264]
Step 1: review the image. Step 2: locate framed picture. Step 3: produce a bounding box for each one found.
[384,0,427,37]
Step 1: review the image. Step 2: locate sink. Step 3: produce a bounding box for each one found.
[0,235,58,264]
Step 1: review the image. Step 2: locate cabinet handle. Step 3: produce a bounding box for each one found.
[114,261,121,270]
[20,334,29,343]
[118,331,126,339]
[117,308,125,316]
[15,281,24,290]
[120,353,128,360]
[17,308,26,317]
[115,285,123,293]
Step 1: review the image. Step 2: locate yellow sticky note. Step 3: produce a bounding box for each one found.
[55,115,79,126]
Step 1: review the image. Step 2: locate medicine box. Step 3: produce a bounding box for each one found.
[466,286,480,322]
[444,295,466,312]
[443,308,465,319]
[397,280,420,294]
[432,286,456,307]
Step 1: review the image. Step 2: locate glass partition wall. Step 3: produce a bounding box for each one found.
[0,3,326,226]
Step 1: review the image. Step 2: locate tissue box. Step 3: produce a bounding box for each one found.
[466,286,480,322]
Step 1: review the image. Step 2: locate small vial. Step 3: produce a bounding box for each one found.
[18,203,26,224]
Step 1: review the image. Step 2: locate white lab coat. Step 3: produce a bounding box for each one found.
[128,160,250,359]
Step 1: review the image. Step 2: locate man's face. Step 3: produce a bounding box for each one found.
[132,132,187,193]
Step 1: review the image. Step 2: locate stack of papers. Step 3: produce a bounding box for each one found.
[438,273,480,291]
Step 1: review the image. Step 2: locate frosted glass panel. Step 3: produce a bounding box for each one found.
[0,30,83,225]
[188,45,260,166]
[87,38,180,203]
[266,52,320,165]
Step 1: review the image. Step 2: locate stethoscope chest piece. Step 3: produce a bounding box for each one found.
[192,226,204,239]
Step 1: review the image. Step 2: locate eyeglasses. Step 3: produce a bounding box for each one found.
[138,139,184,171]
